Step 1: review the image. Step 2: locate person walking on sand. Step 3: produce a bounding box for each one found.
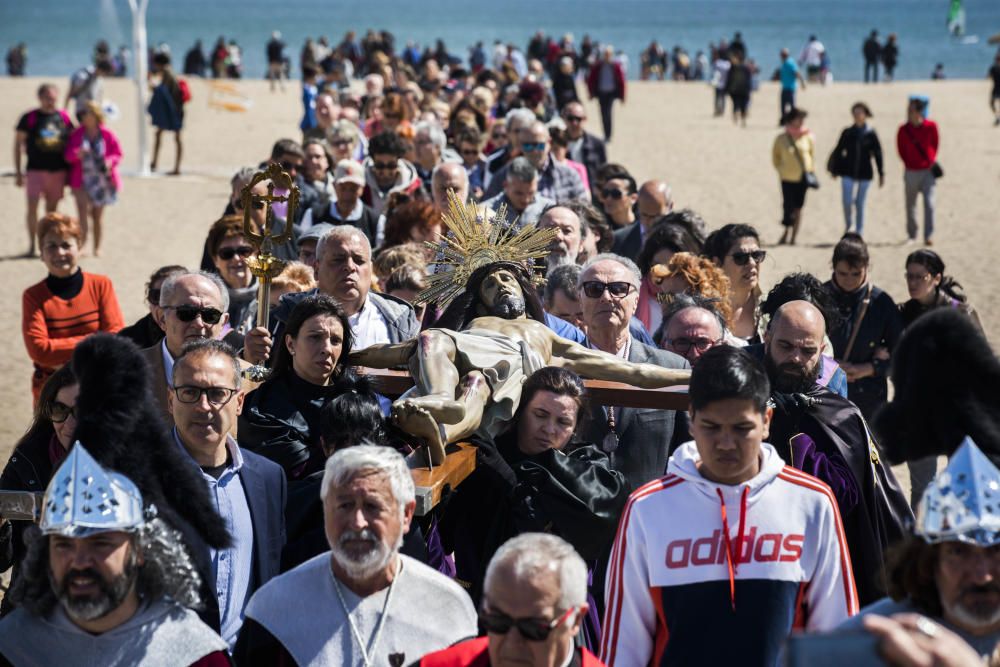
[148,52,187,175]
[897,96,939,246]
[586,45,626,142]
[64,102,122,256]
[988,52,1000,126]
[772,108,816,246]
[827,102,884,236]
[881,34,899,82]
[778,48,806,122]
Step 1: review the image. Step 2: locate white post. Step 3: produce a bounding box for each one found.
[128,0,150,176]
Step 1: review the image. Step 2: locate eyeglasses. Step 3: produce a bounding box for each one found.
[217,245,255,261]
[602,187,626,200]
[521,142,546,152]
[729,250,767,266]
[280,160,301,172]
[564,115,585,123]
[331,139,353,148]
[580,280,635,299]
[48,401,77,423]
[479,607,576,641]
[372,160,398,171]
[163,305,224,324]
[172,386,238,407]
[666,336,722,355]
[904,272,932,283]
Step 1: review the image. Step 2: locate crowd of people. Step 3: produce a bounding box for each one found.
[1,22,998,667]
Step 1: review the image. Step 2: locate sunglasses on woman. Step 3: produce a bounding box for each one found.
[729,250,766,266]
[48,401,77,424]
[163,305,224,324]
[601,187,626,200]
[479,607,576,641]
[217,245,254,261]
[581,280,635,299]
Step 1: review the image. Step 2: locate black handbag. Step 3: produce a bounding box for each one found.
[788,134,820,189]
[905,124,943,179]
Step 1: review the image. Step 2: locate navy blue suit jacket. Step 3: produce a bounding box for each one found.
[240,447,287,589]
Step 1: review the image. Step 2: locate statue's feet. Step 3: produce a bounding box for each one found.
[392,402,446,465]
[397,396,465,425]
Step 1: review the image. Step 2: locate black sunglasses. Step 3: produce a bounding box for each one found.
[729,250,766,266]
[217,245,254,261]
[48,401,77,423]
[601,187,626,200]
[164,305,223,324]
[372,160,397,171]
[479,607,576,642]
[581,280,635,299]
[280,160,301,172]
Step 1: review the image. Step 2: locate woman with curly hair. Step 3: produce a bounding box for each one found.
[650,251,734,328]
[634,219,703,335]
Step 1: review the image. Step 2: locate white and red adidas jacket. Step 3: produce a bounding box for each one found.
[600,440,858,667]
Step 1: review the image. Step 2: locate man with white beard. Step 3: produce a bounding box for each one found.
[234,446,477,666]
[537,203,587,274]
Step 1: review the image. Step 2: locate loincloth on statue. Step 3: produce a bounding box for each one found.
[407,327,546,437]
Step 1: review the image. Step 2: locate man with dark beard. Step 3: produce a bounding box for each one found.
[751,300,911,607]
[0,445,229,666]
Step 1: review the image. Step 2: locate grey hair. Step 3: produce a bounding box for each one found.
[506,156,537,184]
[579,252,642,287]
[316,224,372,263]
[504,107,536,132]
[544,263,582,307]
[174,338,243,390]
[484,533,588,611]
[320,445,415,510]
[432,162,469,189]
[661,293,727,338]
[414,121,446,153]
[10,518,205,616]
[329,119,360,146]
[540,202,588,239]
[230,166,257,190]
[159,270,230,313]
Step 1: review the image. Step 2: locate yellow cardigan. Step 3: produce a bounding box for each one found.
[772,131,816,182]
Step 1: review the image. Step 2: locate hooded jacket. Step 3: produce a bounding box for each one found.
[601,441,858,667]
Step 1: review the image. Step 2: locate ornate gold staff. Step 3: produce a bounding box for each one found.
[240,162,300,382]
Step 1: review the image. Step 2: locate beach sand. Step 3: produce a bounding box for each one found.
[0,76,995,484]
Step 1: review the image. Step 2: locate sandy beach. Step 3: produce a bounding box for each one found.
[0,75,995,476]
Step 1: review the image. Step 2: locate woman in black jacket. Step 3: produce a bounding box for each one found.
[827,102,884,237]
[439,367,628,614]
[824,233,903,422]
[238,294,354,479]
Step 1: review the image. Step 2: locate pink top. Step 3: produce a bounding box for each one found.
[64,125,123,190]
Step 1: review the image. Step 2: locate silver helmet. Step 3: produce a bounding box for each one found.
[40,443,145,538]
[916,437,1000,547]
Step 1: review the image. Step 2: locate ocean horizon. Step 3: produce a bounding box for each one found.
[1,0,999,82]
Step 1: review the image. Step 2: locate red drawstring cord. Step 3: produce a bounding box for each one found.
[716,487,750,612]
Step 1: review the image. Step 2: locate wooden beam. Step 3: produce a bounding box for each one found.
[359,367,690,411]
[408,443,477,516]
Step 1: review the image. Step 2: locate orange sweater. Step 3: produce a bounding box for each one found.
[22,271,124,402]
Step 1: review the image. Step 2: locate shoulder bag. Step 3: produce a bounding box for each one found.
[904,124,943,179]
[788,134,820,189]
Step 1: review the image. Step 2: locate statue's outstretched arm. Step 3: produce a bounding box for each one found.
[551,338,690,388]
[349,340,418,369]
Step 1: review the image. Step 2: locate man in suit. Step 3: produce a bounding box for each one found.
[562,101,607,197]
[612,179,673,260]
[576,253,690,491]
[169,338,286,649]
[142,270,258,427]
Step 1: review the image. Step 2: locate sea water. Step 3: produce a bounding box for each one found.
[1,0,999,81]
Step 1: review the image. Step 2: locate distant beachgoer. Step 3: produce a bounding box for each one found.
[726,52,753,127]
[586,45,626,142]
[266,30,286,92]
[64,59,113,118]
[772,107,815,246]
[897,96,939,245]
[711,51,730,117]
[882,34,899,82]
[64,102,122,256]
[799,35,825,82]
[988,52,1000,125]
[182,39,206,76]
[211,36,227,78]
[6,43,26,76]
[931,63,946,80]
[778,48,806,122]
[148,52,186,175]
[827,102,884,235]
[863,30,881,83]
[14,83,73,256]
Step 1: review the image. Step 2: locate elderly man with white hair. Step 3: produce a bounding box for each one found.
[576,253,690,492]
[234,445,477,666]
[418,533,607,667]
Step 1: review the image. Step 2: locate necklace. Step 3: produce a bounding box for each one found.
[331,559,403,667]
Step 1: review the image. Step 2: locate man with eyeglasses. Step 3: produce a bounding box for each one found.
[169,338,285,649]
[598,170,638,233]
[362,130,424,218]
[142,270,258,426]
[483,157,554,230]
[613,179,673,260]
[483,121,587,203]
[562,101,607,198]
[418,533,606,667]
[661,297,728,364]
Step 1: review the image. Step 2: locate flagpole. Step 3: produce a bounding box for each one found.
[127,0,151,176]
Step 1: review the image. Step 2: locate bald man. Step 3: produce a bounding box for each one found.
[612,179,674,260]
[751,300,910,607]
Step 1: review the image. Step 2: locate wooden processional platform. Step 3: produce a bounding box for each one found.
[361,368,690,515]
